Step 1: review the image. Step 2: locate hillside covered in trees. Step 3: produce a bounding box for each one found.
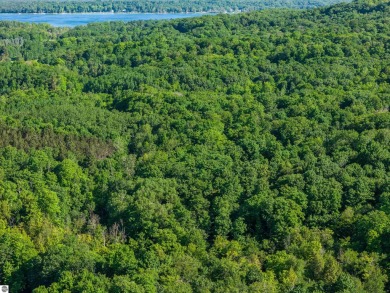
[0,0,389,292]
[0,0,346,13]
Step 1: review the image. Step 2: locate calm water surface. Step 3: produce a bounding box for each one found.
[0,13,206,27]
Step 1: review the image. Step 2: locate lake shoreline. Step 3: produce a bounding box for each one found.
[0,12,213,27]
[1,12,218,15]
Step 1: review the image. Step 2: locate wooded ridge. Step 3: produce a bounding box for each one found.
[0,0,389,292]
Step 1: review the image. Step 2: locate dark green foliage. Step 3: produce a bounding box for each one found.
[0,0,389,291]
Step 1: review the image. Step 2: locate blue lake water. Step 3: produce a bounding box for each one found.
[0,13,207,27]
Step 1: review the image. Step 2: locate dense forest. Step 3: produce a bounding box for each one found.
[0,0,346,13]
[0,0,389,291]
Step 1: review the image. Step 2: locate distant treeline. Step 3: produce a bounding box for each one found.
[0,0,346,13]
